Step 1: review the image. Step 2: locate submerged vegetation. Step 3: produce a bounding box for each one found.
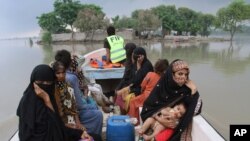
[37,0,250,42]
[41,32,52,44]
[215,0,250,41]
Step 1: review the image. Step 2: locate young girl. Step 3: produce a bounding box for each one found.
[52,61,92,140]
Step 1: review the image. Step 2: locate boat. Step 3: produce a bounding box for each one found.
[9,48,225,141]
[9,114,225,141]
[81,48,125,93]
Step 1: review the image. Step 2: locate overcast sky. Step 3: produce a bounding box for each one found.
[1,0,249,39]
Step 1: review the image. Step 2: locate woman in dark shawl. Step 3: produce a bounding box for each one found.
[129,47,154,95]
[16,64,84,141]
[115,47,153,113]
[116,42,137,90]
[141,59,202,141]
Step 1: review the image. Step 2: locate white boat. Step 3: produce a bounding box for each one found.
[10,48,225,141]
[81,48,125,93]
[9,115,225,141]
[82,48,125,80]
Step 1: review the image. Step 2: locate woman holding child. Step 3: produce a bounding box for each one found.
[141,59,202,141]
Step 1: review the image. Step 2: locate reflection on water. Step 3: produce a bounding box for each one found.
[1,37,250,140]
[139,40,250,75]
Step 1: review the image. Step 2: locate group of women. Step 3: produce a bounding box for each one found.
[17,42,202,141]
[113,43,202,141]
[17,50,103,141]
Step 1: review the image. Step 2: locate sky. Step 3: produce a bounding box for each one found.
[0,0,249,39]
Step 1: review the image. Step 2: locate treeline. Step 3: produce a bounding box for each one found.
[38,0,250,43]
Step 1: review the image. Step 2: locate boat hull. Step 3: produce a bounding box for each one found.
[81,48,124,93]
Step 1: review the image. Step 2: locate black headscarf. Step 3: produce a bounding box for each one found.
[124,43,136,66]
[130,47,153,95]
[16,64,81,141]
[141,59,202,141]
[116,43,136,90]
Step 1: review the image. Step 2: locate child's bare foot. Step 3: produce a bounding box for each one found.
[143,134,153,141]
[102,106,112,113]
[136,127,144,135]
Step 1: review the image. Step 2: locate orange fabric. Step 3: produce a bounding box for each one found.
[155,128,174,141]
[90,64,99,68]
[124,93,135,112]
[90,58,122,69]
[89,59,99,68]
[103,64,113,68]
[115,86,130,112]
[112,63,121,68]
[127,72,160,123]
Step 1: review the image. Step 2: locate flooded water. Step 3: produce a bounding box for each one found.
[1,36,250,140]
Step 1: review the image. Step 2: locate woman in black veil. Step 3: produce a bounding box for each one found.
[141,59,202,141]
[17,64,87,141]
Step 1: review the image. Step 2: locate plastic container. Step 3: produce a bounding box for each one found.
[125,117,138,125]
[106,115,135,141]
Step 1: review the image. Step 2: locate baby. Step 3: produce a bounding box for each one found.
[138,102,187,141]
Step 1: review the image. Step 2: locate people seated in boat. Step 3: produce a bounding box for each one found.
[115,42,137,92]
[55,50,103,139]
[16,64,89,141]
[70,55,114,113]
[141,59,202,141]
[113,42,136,114]
[127,59,169,123]
[115,47,153,114]
[138,101,187,141]
[104,25,126,65]
[52,61,95,140]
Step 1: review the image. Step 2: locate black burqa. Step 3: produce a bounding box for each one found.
[141,60,202,141]
[116,43,136,90]
[16,64,82,141]
[130,47,153,95]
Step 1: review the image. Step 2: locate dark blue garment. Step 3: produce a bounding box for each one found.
[66,71,103,136]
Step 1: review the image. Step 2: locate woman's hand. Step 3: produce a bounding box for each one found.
[33,83,54,111]
[65,123,77,129]
[81,130,92,141]
[160,107,171,116]
[33,83,50,102]
[185,80,197,95]
[155,113,178,129]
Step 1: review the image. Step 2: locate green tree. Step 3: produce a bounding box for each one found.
[131,9,161,37]
[112,15,120,28]
[37,12,66,33]
[152,5,177,36]
[54,0,83,32]
[74,6,106,40]
[176,7,199,35]
[113,16,137,29]
[81,4,104,15]
[216,0,250,41]
[198,13,216,37]
[41,31,52,44]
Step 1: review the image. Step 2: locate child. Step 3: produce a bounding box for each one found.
[138,102,187,141]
